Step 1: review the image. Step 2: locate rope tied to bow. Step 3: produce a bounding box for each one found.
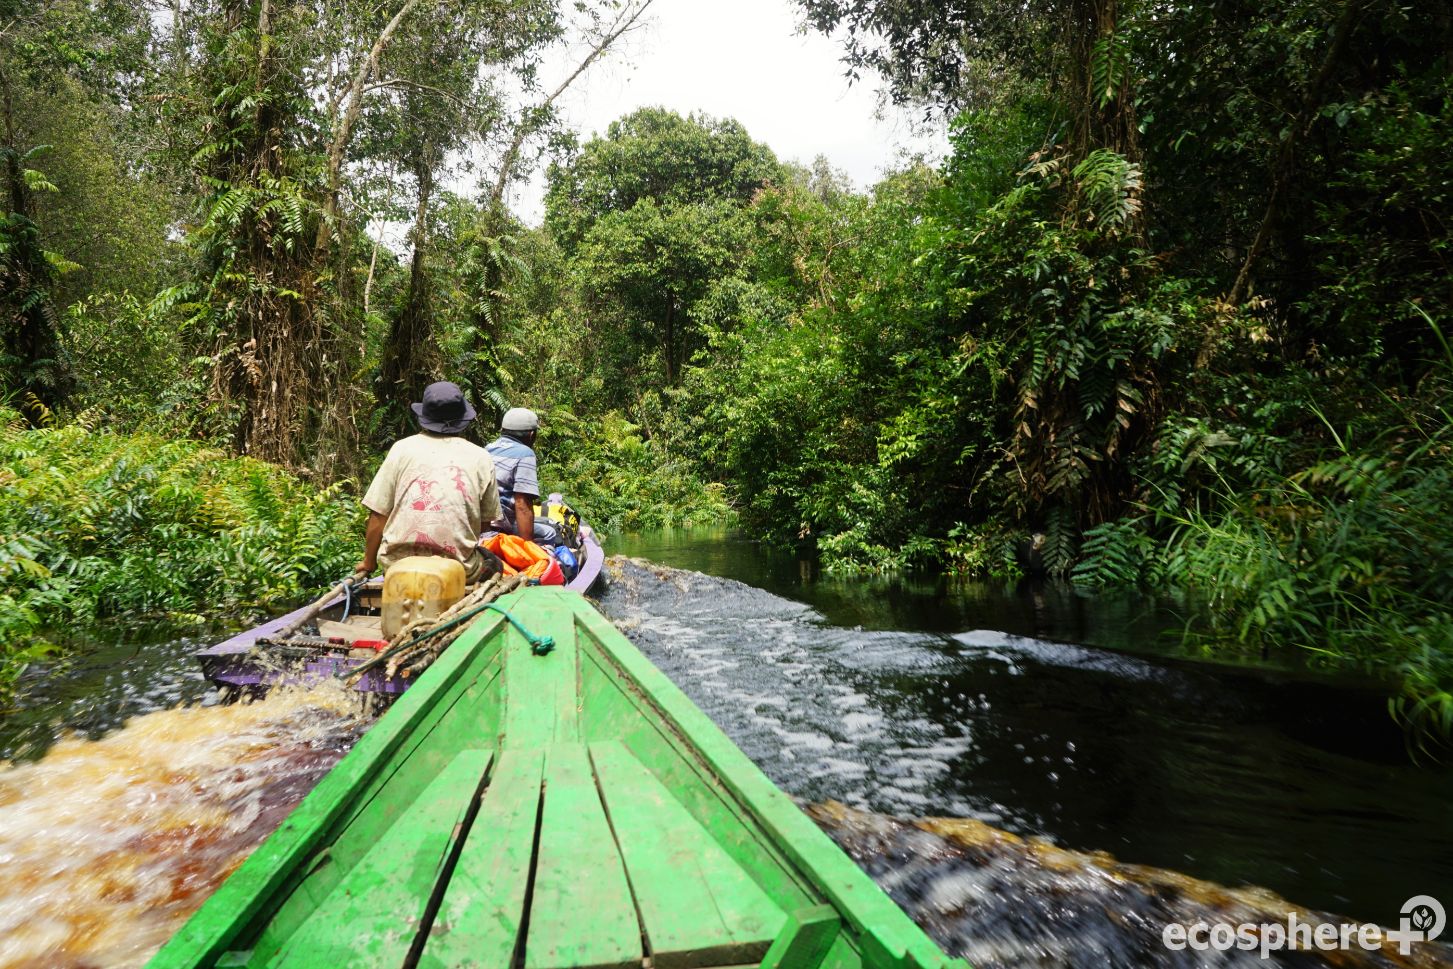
[483,603,555,655]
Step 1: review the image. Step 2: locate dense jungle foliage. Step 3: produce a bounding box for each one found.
[2,0,1450,734]
[0,406,359,695]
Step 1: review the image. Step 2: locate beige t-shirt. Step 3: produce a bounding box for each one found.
[363,433,500,573]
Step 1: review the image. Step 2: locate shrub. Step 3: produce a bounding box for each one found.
[535,407,732,534]
[0,408,360,699]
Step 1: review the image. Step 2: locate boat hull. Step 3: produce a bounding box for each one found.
[151,587,967,969]
[193,528,605,696]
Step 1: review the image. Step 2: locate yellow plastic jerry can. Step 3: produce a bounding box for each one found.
[381,555,466,639]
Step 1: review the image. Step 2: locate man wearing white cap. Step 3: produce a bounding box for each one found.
[487,407,561,545]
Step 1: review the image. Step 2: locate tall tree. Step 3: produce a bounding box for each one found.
[543,108,781,401]
[371,0,563,429]
[458,0,654,410]
[165,0,623,463]
[177,0,330,461]
[0,0,153,421]
[545,107,781,251]
[0,53,59,424]
[20,75,174,308]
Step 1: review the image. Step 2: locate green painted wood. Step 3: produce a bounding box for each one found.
[151,587,968,969]
[417,750,545,969]
[148,615,508,969]
[816,932,864,969]
[501,595,579,748]
[263,749,492,968]
[575,634,816,914]
[589,741,785,968]
[247,655,505,961]
[759,905,842,969]
[525,744,641,969]
[566,600,972,969]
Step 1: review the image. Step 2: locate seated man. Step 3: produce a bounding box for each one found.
[357,381,501,581]
[486,407,561,546]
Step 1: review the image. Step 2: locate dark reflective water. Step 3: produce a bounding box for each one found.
[603,529,1453,931]
[0,628,216,763]
[3,527,1451,967]
[810,802,1451,969]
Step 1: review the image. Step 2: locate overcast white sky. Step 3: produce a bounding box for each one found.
[502,0,948,224]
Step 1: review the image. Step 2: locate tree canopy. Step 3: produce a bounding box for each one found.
[545,107,782,249]
[4,0,1452,734]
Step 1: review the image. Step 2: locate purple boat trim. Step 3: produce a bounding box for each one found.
[196,525,606,696]
[571,527,605,595]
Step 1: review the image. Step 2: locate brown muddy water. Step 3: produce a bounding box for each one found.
[0,678,365,968]
[0,530,1450,967]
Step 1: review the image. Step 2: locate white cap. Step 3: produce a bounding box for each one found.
[501,407,539,432]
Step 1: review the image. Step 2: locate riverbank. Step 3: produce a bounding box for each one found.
[0,409,359,701]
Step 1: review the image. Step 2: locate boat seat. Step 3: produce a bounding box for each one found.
[589,741,787,968]
[419,750,547,968]
[420,742,787,969]
[263,748,494,969]
[317,616,383,643]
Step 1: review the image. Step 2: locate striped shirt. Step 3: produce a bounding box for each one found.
[485,434,539,524]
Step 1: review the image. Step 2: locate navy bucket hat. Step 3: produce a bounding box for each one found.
[411,381,477,434]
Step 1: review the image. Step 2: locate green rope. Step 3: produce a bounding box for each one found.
[339,596,554,683]
[484,603,555,655]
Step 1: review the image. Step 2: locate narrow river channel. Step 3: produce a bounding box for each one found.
[1,528,1450,967]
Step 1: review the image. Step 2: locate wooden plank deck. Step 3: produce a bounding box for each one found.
[265,749,493,969]
[416,608,796,969]
[414,741,789,969]
[525,744,642,969]
[591,741,786,968]
[419,751,545,969]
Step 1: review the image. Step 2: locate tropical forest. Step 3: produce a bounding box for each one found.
[2,0,1453,961]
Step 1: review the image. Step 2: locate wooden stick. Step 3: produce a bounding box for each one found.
[276,573,367,641]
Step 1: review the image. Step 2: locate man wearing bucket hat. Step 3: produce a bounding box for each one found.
[486,406,561,546]
[356,381,501,581]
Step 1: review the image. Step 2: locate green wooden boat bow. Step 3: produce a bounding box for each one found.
[149,587,971,969]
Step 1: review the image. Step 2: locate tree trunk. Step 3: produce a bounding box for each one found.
[376,148,437,430]
[363,238,379,317]
[0,55,65,420]
[663,299,676,385]
[220,0,322,464]
[317,0,424,253]
[1066,0,1140,163]
[1226,0,1361,308]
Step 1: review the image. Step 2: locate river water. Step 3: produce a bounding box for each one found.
[602,529,1453,967]
[0,528,1450,967]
